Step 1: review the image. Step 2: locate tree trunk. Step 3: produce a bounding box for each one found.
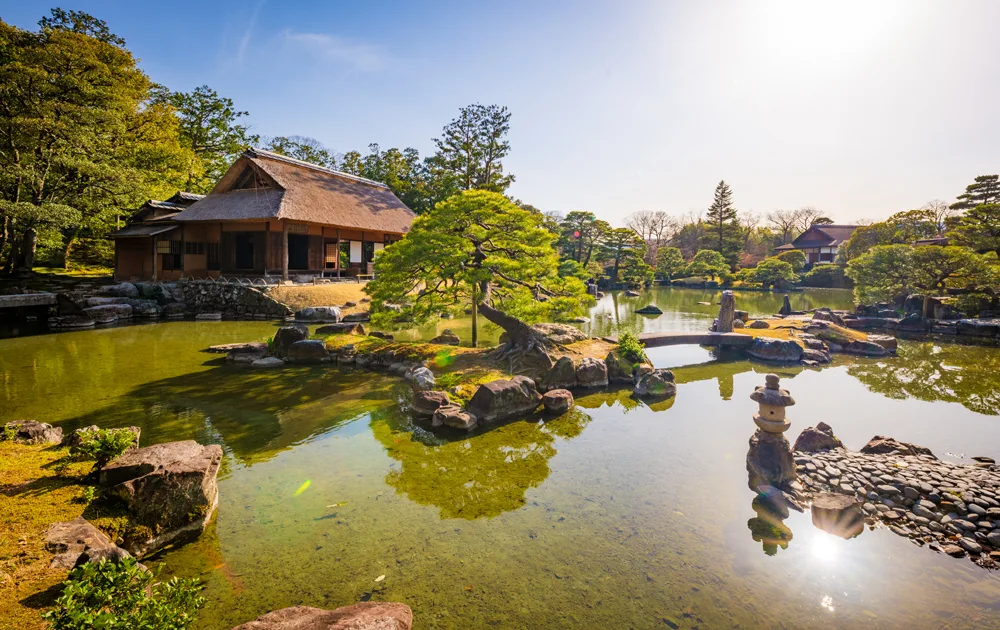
[921,295,931,319]
[20,228,37,271]
[60,227,79,270]
[471,284,479,348]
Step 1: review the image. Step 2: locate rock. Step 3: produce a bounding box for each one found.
[272,325,309,358]
[605,351,641,384]
[251,357,285,368]
[195,312,222,321]
[987,531,1000,548]
[960,537,983,554]
[957,319,1000,337]
[45,517,119,569]
[540,356,577,390]
[368,330,393,340]
[633,369,677,398]
[466,376,542,424]
[412,391,450,417]
[530,323,589,345]
[64,425,140,450]
[624,290,640,297]
[841,340,888,357]
[635,304,663,315]
[942,544,966,557]
[779,295,792,316]
[48,315,96,329]
[861,436,935,458]
[343,311,371,323]
[810,492,864,539]
[315,323,366,335]
[208,342,268,354]
[801,348,831,363]
[294,306,342,322]
[231,603,412,630]
[161,302,187,318]
[717,290,736,333]
[429,329,461,345]
[733,319,745,328]
[74,545,133,567]
[82,303,133,322]
[747,429,796,490]
[812,309,845,326]
[126,299,161,318]
[793,422,844,453]
[285,340,331,363]
[432,404,478,430]
[747,337,803,363]
[404,366,436,391]
[99,440,223,557]
[542,389,574,414]
[98,282,139,298]
[3,420,63,445]
[575,357,609,388]
[897,312,926,332]
[748,320,770,329]
[867,334,898,351]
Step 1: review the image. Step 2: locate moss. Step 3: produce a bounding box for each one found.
[737,318,870,349]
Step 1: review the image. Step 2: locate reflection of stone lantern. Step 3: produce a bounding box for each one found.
[750,374,795,434]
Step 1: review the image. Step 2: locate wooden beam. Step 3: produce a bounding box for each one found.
[282,221,289,281]
[336,228,341,279]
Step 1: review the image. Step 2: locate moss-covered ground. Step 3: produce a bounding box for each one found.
[736,317,870,349]
[267,283,371,317]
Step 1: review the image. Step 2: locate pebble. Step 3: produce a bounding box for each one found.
[960,538,983,554]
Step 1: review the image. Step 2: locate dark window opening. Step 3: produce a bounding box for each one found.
[362,241,375,263]
[207,243,220,270]
[185,241,205,255]
[235,233,255,270]
[161,253,182,270]
[288,233,309,270]
[325,241,339,268]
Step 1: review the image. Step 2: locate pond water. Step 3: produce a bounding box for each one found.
[3,288,1000,629]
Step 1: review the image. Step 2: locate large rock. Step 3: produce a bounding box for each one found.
[778,295,792,317]
[45,517,119,569]
[717,290,736,333]
[82,303,133,322]
[801,348,831,364]
[99,440,223,556]
[412,391,450,417]
[841,340,888,356]
[812,309,845,326]
[860,435,935,458]
[3,420,63,445]
[432,404,478,430]
[747,429,796,490]
[539,356,577,390]
[957,319,1000,338]
[746,338,803,363]
[295,306,342,323]
[208,342,268,354]
[404,366,436,391]
[792,422,843,453]
[530,323,589,345]
[315,323,366,335]
[810,493,864,539]
[635,304,663,315]
[429,329,461,345]
[575,357,609,388]
[272,325,309,358]
[542,389,574,414]
[134,282,176,305]
[98,282,139,298]
[605,351,640,384]
[466,376,542,423]
[866,334,897,351]
[232,603,412,630]
[343,311,371,323]
[286,340,331,363]
[747,320,770,329]
[633,369,676,398]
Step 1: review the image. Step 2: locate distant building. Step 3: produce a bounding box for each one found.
[913,236,950,247]
[778,224,860,264]
[110,148,415,282]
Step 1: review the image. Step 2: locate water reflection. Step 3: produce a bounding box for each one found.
[747,495,794,556]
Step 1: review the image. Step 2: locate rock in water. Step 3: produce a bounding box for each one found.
[575,357,609,388]
[717,290,736,333]
[793,422,844,453]
[812,309,845,326]
[294,306,342,322]
[231,603,412,630]
[540,356,577,391]
[99,440,223,556]
[542,389,574,414]
[431,404,478,430]
[635,305,663,315]
[605,351,639,384]
[429,329,461,345]
[272,325,308,358]
[747,429,797,491]
[404,366,436,391]
[3,420,63,445]
[810,492,864,539]
[315,323,366,335]
[747,337,803,363]
[633,369,676,398]
[285,340,331,363]
[779,295,792,316]
[466,376,542,423]
[860,435,935,458]
[411,391,450,417]
[624,290,640,297]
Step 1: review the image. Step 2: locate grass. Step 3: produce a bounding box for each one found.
[32,265,114,278]
[267,283,370,316]
[737,317,870,349]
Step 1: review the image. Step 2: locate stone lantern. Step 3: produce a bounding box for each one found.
[750,373,795,434]
[746,373,798,492]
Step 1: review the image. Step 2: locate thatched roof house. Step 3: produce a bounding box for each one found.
[784,224,859,264]
[111,148,415,282]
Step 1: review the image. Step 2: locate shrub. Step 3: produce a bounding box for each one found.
[71,429,136,471]
[1,423,16,441]
[801,264,846,288]
[775,249,807,272]
[264,335,276,354]
[42,556,205,630]
[617,330,647,363]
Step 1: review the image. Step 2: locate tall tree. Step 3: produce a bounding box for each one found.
[365,190,591,352]
[950,175,1000,211]
[947,175,1000,257]
[793,206,834,232]
[625,210,676,264]
[655,247,686,282]
[340,144,431,213]
[601,228,648,284]
[426,104,514,197]
[837,209,938,262]
[152,85,259,193]
[685,249,728,282]
[264,135,336,168]
[701,180,742,267]
[557,211,611,265]
[766,209,801,244]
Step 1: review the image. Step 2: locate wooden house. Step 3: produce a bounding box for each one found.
[782,224,859,264]
[110,148,415,282]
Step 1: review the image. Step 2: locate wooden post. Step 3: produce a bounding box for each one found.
[282,221,289,282]
[151,237,157,282]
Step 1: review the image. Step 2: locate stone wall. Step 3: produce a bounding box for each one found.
[180,282,291,319]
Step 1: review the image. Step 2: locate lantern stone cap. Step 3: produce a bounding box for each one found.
[750,374,795,406]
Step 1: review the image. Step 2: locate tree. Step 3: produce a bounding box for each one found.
[947,175,1000,257]
[601,227,647,283]
[922,199,957,232]
[557,211,611,265]
[365,190,591,352]
[426,104,514,197]
[845,244,914,304]
[152,85,259,193]
[655,247,686,282]
[38,7,125,46]
[766,209,801,244]
[625,210,676,263]
[685,249,728,282]
[264,135,336,168]
[793,207,833,232]
[340,144,431,213]
[837,209,938,262]
[950,175,1000,211]
[908,246,991,316]
[775,249,807,272]
[745,258,798,289]
[701,181,742,267]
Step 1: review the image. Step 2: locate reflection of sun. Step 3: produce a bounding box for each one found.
[821,595,835,612]
[811,532,838,562]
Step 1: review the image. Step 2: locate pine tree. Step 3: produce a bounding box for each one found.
[950,175,1000,210]
[701,180,742,268]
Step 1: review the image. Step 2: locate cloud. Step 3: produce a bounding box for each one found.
[237,0,267,67]
[280,30,385,72]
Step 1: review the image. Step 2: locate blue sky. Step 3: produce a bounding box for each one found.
[4,1,999,225]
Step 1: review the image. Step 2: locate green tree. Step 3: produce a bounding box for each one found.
[601,227,647,283]
[340,144,431,213]
[801,263,846,288]
[264,135,336,167]
[152,85,259,193]
[947,175,1000,257]
[950,175,1000,211]
[685,249,728,282]
[775,249,807,272]
[700,180,742,267]
[426,104,514,197]
[365,190,592,349]
[908,245,992,316]
[845,244,914,304]
[38,8,125,46]
[838,209,938,262]
[655,246,686,282]
[745,257,798,289]
[557,211,611,265]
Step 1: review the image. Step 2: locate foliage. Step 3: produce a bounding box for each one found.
[654,246,686,281]
[426,104,514,197]
[617,330,646,363]
[557,259,590,281]
[838,209,938,262]
[264,135,336,167]
[340,144,433,213]
[1,423,16,441]
[685,249,728,281]
[556,211,612,265]
[601,227,648,284]
[70,429,136,471]
[907,245,991,296]
[845,245,915,304]
[947,197,1000,257]
[743,258,798,288]
[801,263,846,288]
[950,174,1000,211]
[700,181,742,268]
[41,556,205,630]
[38,8,125,46]
[846,244,995,305]
[264,335,276,354]
[775,249,807,272]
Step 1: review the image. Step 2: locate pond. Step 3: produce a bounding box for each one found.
[3,288,1000,629]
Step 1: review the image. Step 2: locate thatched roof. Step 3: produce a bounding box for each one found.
[791,224,860,248]
[173,148,416,234]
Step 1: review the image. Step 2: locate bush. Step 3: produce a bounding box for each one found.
[71,429,137,471]
[617,330,647,362]
[42,556,205,630]
[775,249,807,272]
[802,264,847,288]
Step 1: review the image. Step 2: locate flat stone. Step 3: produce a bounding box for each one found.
[231,603,412,630]
[251,357,285,368]
[412,391,449,417]
[942,544,966,557]
[45,517,118,569]
[431,404,477,431]
[959,537,983,554]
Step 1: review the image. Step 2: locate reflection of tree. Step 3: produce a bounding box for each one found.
[674,357,802,402]
[371,409,590,520]
[847,342,1000,416]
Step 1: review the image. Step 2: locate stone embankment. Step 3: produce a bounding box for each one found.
[840,299,1000,343]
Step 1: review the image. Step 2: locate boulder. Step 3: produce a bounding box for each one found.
[272,325,308,358]
[810,493,864,539]
[792,422,843,453]
[4,420,63,445]
[343,311,371,323]
[99,440,223,556]
[542,389,574,414]
[64,425,140,450]
[208,342,268,354]
[778,295,792,317]
[633,369,676,398]
[161,302,187,318]
[231,603,412,630]
[605,351,640,384]
[840,340,888,357]
[126,299,161,318]
[957,319,1000,338]
[412,391,450,417]
[717,290,736,333]
[45,517,119,569]
[636,304,663,315]
[530,323,589,345]
[98,282,139,298]
[294,306,342,323]
[747,429,796,490]
[812,309,845,326]
[746,337,803,363]
[82,303,133,323]
[432,404,478,430]
[867,334,897,351]
[540,356,577,390]
[285,340,331,363]
[733,319,745,329]
[897,312,925,332]
[404,366,436,392]
[747,320,769,329]
[624,290,640,297]
[801,348,831,363]
[466,376,542,423]
[368,330,393,340]
[430,329,461,345]
[251,357,285,368]
[735,310,749,321]
[134,282,175,305]
[575,357,609,388]
[315,323,366,335]
[860,436,935,458]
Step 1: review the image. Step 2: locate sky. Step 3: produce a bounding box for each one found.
[3,0,999,226]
